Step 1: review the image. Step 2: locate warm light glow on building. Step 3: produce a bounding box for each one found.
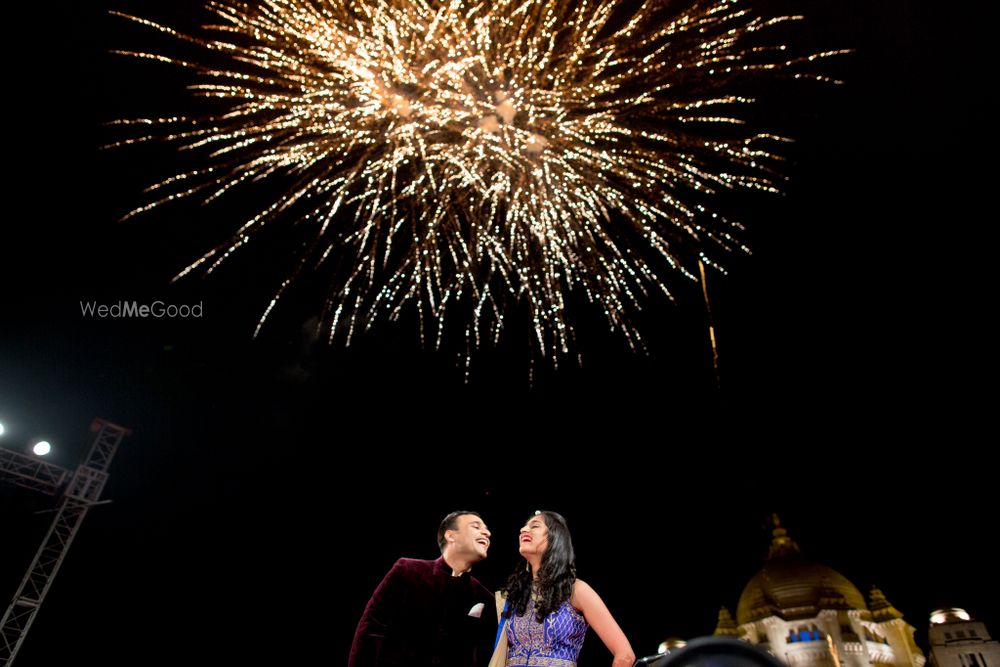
[658,638,688,654]
[930,608,972,625]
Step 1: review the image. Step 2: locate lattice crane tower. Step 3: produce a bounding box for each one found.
[0,418,131,666]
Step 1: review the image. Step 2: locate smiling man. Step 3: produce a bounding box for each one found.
[348,511,496,667]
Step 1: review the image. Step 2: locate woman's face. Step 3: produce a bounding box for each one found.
[518,514,549,559]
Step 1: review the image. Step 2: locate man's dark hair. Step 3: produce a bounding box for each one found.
[437,510,482,553]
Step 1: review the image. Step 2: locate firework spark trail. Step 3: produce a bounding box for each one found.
[110,0,845,364]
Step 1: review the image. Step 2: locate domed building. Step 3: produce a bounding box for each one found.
[714,517,925,667]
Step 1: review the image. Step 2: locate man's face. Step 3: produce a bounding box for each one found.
[447,514,491,561]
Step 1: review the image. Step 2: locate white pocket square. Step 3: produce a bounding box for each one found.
[468,603,485,618]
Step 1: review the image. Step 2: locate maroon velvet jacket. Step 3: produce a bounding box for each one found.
[348,557,496,667]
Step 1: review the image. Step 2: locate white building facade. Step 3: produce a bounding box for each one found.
[927,608,999,667]
[714,519,925,667]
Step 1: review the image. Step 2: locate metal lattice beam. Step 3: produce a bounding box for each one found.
[0,419,131,666]
[0,449,68,496]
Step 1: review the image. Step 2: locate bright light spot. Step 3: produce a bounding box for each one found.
[0,421,5,437]
[33,441,52,456]
[478,115,500,133]
[931,608,971,624]
[525,134,548,154]
[390,95,412,118]
[659,638,687,654]
[496,99,516,125]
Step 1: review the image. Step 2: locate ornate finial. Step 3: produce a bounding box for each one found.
[714,606,743,637]
[767,514,801,559]
[869,586,903,621]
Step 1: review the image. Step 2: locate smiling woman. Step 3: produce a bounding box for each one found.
[500,511,635,667]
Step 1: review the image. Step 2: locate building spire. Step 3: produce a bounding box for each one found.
[714,606,743,637]
[767,513,801,559]
[869,586,904,621]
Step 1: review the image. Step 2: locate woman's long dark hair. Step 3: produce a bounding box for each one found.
[502,511,577,622]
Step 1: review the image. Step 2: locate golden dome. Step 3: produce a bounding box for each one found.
[736,517,867,625]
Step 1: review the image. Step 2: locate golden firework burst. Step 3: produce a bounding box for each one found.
[110,0,844,366]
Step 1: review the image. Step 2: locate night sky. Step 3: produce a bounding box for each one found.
[1,1,995,666]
